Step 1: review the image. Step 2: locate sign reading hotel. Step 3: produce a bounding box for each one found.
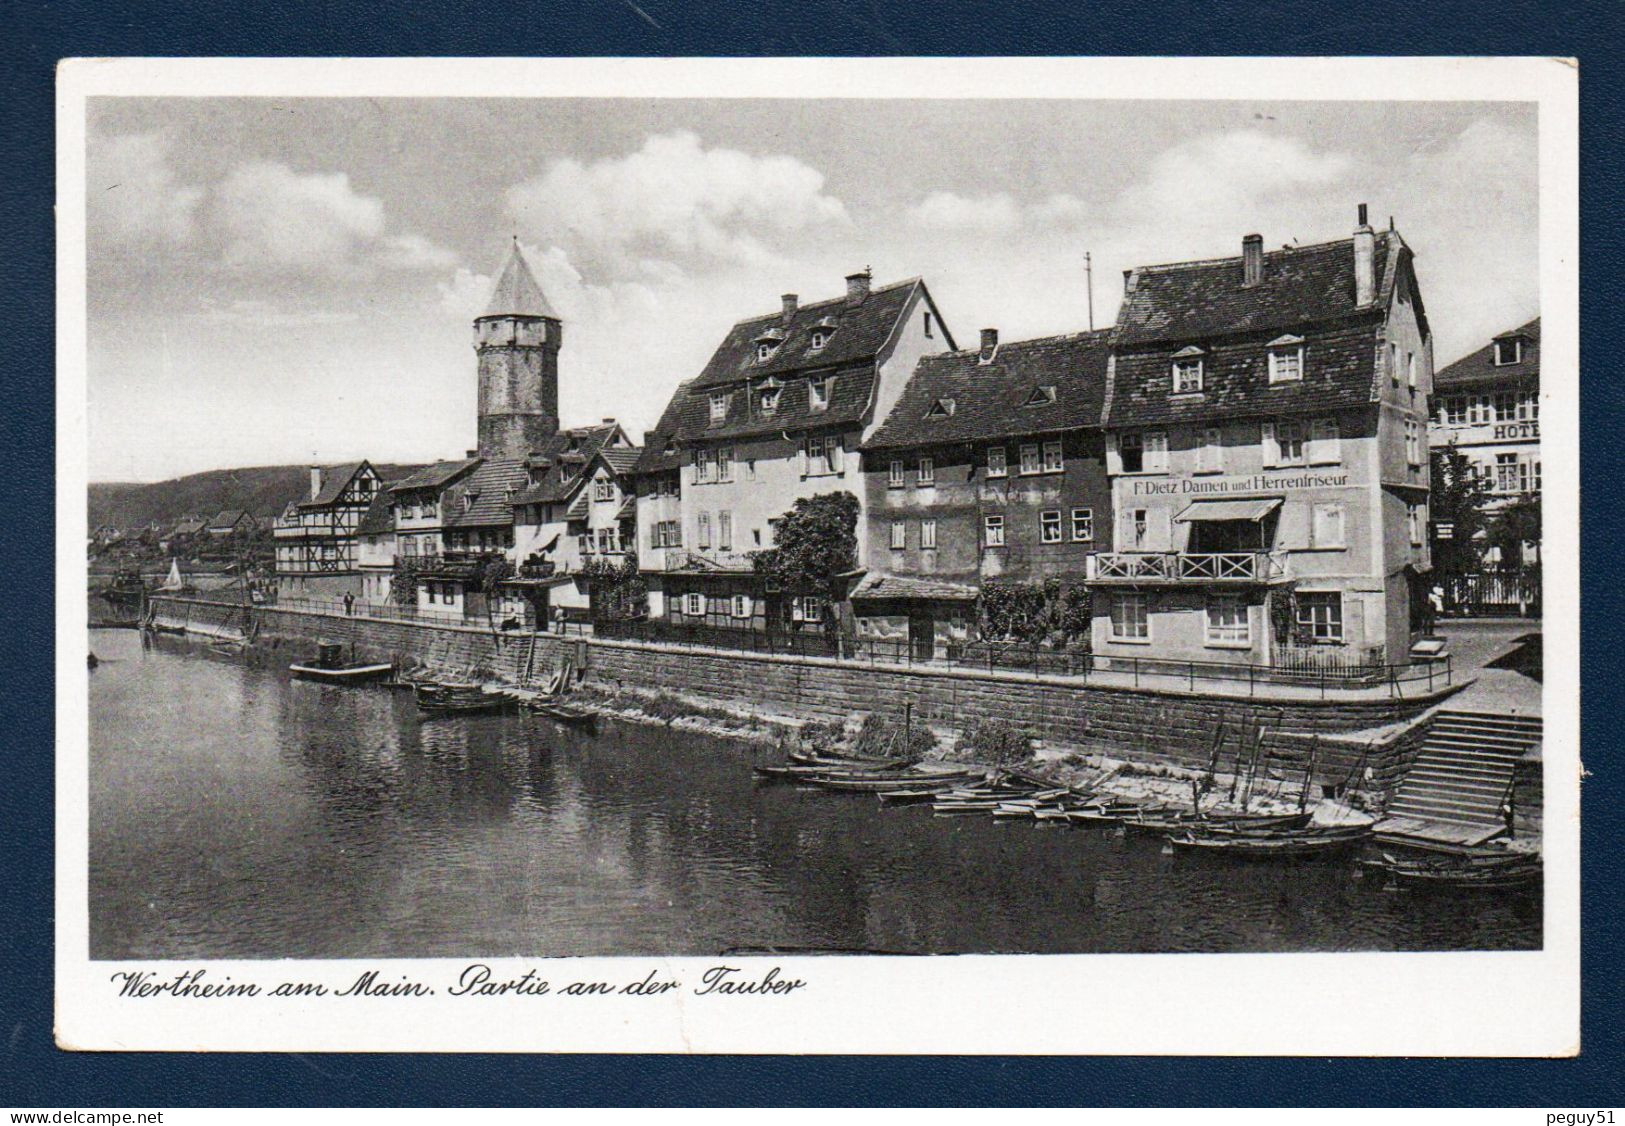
[1128,471,1353,497]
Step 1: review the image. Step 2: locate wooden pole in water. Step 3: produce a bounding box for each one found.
[1300,734,1319,812]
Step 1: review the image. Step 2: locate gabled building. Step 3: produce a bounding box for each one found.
[1430,317,1540,565]
[1091,206,1433,667]
[389,457,482,563]
[507,422,637,624]
[630,381,693,619]
[646,270,954,634]
[206,509,258,537]
[355,489,398,604]
[273,461,384,600]
[856,328,1114,658]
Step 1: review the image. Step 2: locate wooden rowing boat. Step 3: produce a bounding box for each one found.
[1120,810,1315,834]
[290,660,396,685]
[1166,824,1372,857]
[529,700,597,729]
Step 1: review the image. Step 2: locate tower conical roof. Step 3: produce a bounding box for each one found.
[482,242,558,319]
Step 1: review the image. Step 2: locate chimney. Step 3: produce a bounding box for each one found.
[845,269,871,306]
[979,328,999,362]
[781,293,798,323]
[602,417,615,425]
[466,449,479,459]
[308,465,322,501]
[1353,202,1376,307]
[1242,233,1264,286]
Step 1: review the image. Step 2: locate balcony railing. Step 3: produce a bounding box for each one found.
[1086,551,1289,584]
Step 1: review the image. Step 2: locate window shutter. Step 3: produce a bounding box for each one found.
[799,440,809,477]
[832,436,845,473]
[1261,422,1278,468]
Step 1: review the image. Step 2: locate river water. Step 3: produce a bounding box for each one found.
[88,628,1540,959]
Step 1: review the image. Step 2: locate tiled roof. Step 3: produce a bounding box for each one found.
[564,491,589,521]
[173,517,207,535]
[1435,317,1540,390]
[392,458,481,493]
[601,446,642,474]
[1105,321,1380,428]
[482,243,558,319]
[668,365,876,444]
[208,509,250,528]
[299,461,368,508]
[851,572,979,602]
[634,380,695,475]
[614,495,637,521]
[356,491,395,535]
[691,278,928,390]
[1114,232,1404,347]
[441,458,529,528]
[863,330,1111,451]
[511,424,624,506]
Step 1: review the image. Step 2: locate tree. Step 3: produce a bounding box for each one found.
[391,556,427,607]
[751,492,860,603]
[1488,495,1541,571]
[1429,442,1493,576]
[582,554,646,621]
[478,555,515,632]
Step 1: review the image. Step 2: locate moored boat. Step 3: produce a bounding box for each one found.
[1166,824,1372,858]
[290,642,395,685]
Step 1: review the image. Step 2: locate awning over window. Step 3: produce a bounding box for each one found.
[1173,497,1283,523]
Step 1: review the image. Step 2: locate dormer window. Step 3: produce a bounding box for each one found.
[1171,346,1205,394]
[708,392,730,424]
[759,381,782,415]
[1025,385,1057,406]
[463,493,476,513]
[810,329,829,351]
[1494,337,1525,366]
[757,342,775,362]
[754,326,785,363]
[925,398,956,419]
[1267,334,1305,384]
[809,375,834,413]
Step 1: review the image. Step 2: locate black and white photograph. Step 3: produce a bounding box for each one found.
[57,57,1578,1055]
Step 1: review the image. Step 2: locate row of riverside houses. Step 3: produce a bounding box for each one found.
[274,204,1441,670]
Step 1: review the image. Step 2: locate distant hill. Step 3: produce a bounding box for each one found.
[88,463,428,530]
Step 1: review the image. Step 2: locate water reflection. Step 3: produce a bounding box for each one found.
[89,628,1541,960]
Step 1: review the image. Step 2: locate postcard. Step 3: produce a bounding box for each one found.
[57,55,1578,1054]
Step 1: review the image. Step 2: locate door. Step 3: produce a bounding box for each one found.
[909,608,935,661]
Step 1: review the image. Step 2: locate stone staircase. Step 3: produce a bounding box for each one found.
[1376,710,1543,846]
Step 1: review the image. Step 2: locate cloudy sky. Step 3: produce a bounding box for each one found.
[85,97,1537,482]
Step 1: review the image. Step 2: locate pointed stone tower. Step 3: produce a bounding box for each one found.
[474,242,561,459]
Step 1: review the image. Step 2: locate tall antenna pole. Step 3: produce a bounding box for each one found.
[1085,251,1095,331]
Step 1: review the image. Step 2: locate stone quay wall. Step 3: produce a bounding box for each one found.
[153,597,1460,793]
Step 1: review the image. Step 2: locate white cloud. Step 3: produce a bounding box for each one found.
[88,132,203,247]
[905,190,1089,234]
[190,298,360,328]
[377,233,460,271]
[506,131,849,273]
[213,161,385,272]
[209,161,456,275]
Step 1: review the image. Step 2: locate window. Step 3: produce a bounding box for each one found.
[1040,510,1062,544]
[1130,508,1149,548]
[1026,385,1057,406]
[1493,392,1516,422]
[1205,594,1250,645]
[1268,340,1304,383]
[1019,443,1041,475]
[718,511,732,551]
[717,446,734,483]
[1042,440,1064,473]
[686,592,704,616]
[1496,453,1520,494]
[709,393,729,423]
[803,434,843,476]
[1389,342,1402,385]
[1172,356,1204,393]
[732,594,752,619]
[926,398,955,418]
[697,512,711,549]
[1407,352,1418,389]
[594,478,615,502]
[756,341,777,363]
[1495,338,1523,366]
[1110,593,1150,641]
[1307,418,1341,465]
[1518,391,1539,421]
[888,459,906,487]
[1441,396,1467,426]
[809,376,833,411]
[758,387,781,415]
[1119,432,1143,473]
[1197,427,1223,474]
[791,595,825,623]
[1407,503,1425,546]
[1071,507,1093,541]
[921,519,937,550]
[1310,502,1345,549]
[917,457,935,486]
[891,520,906,550]
[987,446,1008,478]
[983,514,1005,547]
[810,330,829,352]
[1143,431,1169,473]
[694,448,715,484]
[923,311,934,338]
[578,533,593,556]
[1296,592,1343,643]
[1404,418,1423,467]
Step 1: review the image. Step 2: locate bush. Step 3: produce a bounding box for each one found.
[851,711,937,763]
[959,718,1035,767]
[793,720,846,755]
